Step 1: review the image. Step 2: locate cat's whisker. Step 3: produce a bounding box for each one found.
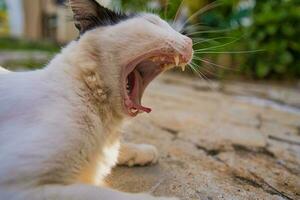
[181,23,219,34]
[181,23,214,32]
[193,49,264,54]
[192,38,221,44]
[188,63,214,90]
[173,0,186,26]
[191,37,223,44]
[192,57,238,71]
[189,62,209,80]
[179,1,222,31]
[182,22,208,28]
[192,36,236,46]
[188,63,203,79]
[191,37,206,42]
[182,25,210,33]
[194,37,240,51]
[163,0,171,20]
[186,28,232,36]
[198,65,217,76]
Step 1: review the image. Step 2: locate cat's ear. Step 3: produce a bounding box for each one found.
[69,0,105,33]
[69,0,130,34]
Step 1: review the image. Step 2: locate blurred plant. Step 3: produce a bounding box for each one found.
[0,37,60,53]
[0,37,59,70]
[0,0,9,35]
[2,58,48,71]
[118,0,300,80]
[239,0,300,79]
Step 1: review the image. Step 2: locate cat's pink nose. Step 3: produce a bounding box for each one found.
[182,37,193,63]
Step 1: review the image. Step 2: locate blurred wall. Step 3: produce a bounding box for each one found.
[23,0,42,40]
[4,0,111,43]
[0,0,111,43]
[4,0,23,37]
[56,5,78,43]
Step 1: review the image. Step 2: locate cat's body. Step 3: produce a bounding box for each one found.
[0,0,192,199]
[0,38,161,200]
[0,41,116,195]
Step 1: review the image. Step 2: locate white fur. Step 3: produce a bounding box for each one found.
[0,66,10,73]
[0,12,190,200]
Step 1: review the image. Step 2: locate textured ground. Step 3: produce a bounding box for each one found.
[1,51,299,200]
[107,73,300,200]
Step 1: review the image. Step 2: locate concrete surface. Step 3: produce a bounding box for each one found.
[1,51,299,200]
[107,73,300,200]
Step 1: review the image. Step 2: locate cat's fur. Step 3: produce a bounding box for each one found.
[0,0,192,199]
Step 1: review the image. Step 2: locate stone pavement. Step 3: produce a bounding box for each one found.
[0,51,50,63]
[1,51,299,199]
[107,73,300,200]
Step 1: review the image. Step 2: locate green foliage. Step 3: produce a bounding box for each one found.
[0,37,60,53]
[119,0,182,20]
[2,1,299,79]
[119,0,300,79]
[3,58,47,71]
[239,0,300,79]
[0,37,58,70]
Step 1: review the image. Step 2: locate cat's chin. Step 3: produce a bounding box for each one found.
[121,49,191,117]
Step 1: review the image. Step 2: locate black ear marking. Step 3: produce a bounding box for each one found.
[69,0,133,34]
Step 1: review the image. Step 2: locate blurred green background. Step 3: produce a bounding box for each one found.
[0,0,299,80]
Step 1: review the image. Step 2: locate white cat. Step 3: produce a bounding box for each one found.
[0,0,193,199]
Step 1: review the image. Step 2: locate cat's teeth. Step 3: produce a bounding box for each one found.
[151,57,158,62]
[130,108,138,113]
[174,55,179,66]
[180,64,186,71]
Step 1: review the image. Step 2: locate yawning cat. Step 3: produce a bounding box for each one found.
[0,0,193,199]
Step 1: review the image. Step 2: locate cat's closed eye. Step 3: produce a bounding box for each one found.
[143,14,162,26]
[145,15,171,29]
[147,18,159,25]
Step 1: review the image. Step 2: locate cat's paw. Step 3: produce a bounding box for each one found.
[118,144,159,167]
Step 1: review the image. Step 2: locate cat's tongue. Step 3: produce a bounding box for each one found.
[126,70,152,115]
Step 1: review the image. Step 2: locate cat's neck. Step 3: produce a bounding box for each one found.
[45,40,125,128]
[47,41,100,77]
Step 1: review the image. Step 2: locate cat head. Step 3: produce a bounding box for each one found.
[69,0,193,117]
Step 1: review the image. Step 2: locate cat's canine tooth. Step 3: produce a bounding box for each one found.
[174,55,179,66]
[180,64,186,71]
[151,57,158,62]
[130,108,138,113]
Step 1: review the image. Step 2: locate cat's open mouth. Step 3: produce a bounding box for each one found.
[122,50,191,117]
